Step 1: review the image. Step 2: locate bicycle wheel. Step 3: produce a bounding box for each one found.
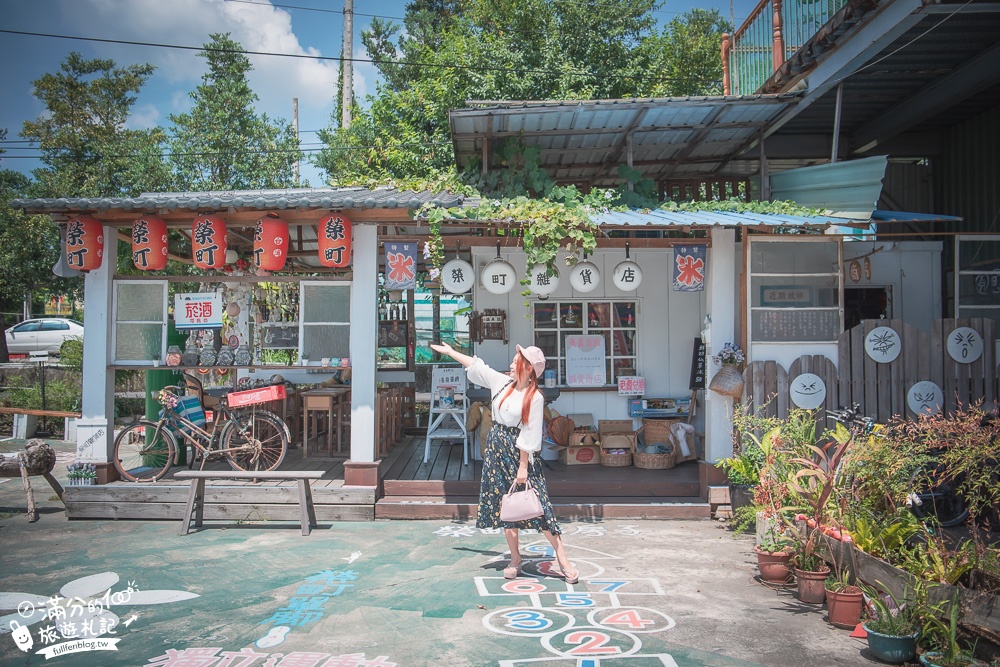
[909,461,970,527]
[113,421,177,482]
[222,411,288,472]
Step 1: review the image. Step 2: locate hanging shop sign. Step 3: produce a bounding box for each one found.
[384,242,417,290]
[569,260,600,293]
[481,259,517,295]
[947,326,983,363]
[612,260,642,291]
[527,263,559,297]
[864,326,902,363]
[908,380,944,416]
[317,214,352,268]
[175,292,223,330]
[673,245,706,292]
[441,258,475,294]
[254,213,289,272]
[848,260,863,283]
[192,215,227,270]
[789,373,826,409]
[565,334,606,387]
[65,215,105,272]
[131,216,168,271]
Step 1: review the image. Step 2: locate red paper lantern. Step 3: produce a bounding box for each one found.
[131,216,168,271]
[64,215,105,272]
[254,213,289,272]
[317,214,352,268]
[192,215,227,270]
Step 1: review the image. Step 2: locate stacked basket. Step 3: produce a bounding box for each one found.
[599,446,632,467]
[634,418,677,469]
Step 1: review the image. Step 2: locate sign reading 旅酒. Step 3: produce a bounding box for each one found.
[566,335,606,387]
[174,292,222,330]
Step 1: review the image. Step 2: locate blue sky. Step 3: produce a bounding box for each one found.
[0,0,755,189]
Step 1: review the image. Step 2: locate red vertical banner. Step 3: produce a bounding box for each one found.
[131,216,168,271]
[254,213,289,272]
[317,214,352,268]
[192,215,227,270]
[65,215,105,272]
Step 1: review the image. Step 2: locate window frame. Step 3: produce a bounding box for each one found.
[112,280,169,365]
[955,234,1000,320]
[298,280,352,363]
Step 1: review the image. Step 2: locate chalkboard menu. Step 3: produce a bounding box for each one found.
[689,338,706,390]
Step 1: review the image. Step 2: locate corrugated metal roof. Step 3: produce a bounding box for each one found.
[450,95,801,188]
[770,156,888,219]
[871,209,962,223]
[591,208,851,228]
[12,186,473,215]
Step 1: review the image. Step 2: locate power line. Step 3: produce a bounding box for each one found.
[0,140,454,160]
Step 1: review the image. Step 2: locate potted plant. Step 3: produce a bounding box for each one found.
[300,352,310,367]
[708,343,745,398]
[919,592,987,667]
[824,567,864,629]
[66,462,97,486]
[860,582,923,664]
[755,530,794,585]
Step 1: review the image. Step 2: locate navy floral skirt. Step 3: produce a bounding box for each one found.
[477,423,561,534]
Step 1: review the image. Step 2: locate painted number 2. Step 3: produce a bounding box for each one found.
[503,610,553,631]
[565,631,621,656]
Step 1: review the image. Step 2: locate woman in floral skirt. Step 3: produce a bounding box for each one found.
[429,342,578,582]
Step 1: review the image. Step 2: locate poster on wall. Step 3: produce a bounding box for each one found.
[673,245,706,292]
[384,242,417,290]
[174,292,222,329]
[566,335,606,386]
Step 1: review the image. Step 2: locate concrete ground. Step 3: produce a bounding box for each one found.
[0,440,877,667]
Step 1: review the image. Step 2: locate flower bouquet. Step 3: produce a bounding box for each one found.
[67,462,97,486]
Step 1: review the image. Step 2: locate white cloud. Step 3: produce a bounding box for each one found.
[127,103,160,129]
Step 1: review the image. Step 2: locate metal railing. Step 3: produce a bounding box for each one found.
[722,0,849,95]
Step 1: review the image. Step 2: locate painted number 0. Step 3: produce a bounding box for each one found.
[565,631,621,655]
[603,610,655,629]
[503,610,552,631]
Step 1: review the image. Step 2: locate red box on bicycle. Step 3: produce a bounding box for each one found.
[227,384,287,408]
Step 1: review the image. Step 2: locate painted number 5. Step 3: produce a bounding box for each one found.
[565,631,621,656]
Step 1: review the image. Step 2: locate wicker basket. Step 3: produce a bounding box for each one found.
[600,450,633,467]
[634,451,676,469]
[709,364,744,398]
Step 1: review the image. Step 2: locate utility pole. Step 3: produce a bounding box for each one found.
[342,0,353,129]
[292,97,300,187]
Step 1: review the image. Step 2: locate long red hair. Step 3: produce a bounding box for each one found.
[499,353,539,424]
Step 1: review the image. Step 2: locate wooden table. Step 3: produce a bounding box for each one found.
[300,387,351,458]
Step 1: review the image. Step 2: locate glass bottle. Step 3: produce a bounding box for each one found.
[401,303,407,321]
[379,300,387,321]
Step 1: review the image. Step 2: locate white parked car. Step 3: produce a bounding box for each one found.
[5,318,84,355]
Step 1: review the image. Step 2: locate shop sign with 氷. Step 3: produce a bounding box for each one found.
[175,292,223,329]
[672,245,705,292]
[384,242,417,290]
[565,335,606,386]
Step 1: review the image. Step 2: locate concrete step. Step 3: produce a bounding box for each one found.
[375,495,711,520]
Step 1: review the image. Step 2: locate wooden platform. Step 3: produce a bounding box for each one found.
[64,446,375,522]
[377,435,710,520]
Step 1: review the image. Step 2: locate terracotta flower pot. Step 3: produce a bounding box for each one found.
[794,567,830,604]
[754,545,792,584]
[826,586,863,629]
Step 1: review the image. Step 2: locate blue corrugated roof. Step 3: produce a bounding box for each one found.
[871,209,962,223]
[592,208,850,228]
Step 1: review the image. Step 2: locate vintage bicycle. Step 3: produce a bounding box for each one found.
[113,384,290,482]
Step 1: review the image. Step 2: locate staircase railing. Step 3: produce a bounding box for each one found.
[722,0,848,95]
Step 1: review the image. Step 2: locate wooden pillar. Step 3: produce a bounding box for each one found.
[772,0,786,72]
[345,224,379,486]
[721,33,732,95]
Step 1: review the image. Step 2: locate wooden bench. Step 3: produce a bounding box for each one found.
[173,470,325,536]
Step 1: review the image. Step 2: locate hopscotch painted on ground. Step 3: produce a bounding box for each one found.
[475,535,679,667]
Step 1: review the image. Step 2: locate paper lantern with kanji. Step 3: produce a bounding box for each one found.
[131,216,168,271]
[192,215,227,270]
[317,214,352,268]
[64,215,105,272]
[254,213,289,272]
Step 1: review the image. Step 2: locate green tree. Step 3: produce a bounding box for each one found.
[21,52,172,198]
[641,9,731,96]
[169,33,302,190]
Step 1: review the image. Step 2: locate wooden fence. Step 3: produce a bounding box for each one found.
[741,319,998,422]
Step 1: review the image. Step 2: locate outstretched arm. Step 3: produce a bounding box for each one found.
[429,342,476,368]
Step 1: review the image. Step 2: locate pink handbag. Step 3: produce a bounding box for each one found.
[500,480,544,522]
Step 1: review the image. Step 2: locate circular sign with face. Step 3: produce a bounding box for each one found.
[481,259,517,295]
[908,381,944,416]
[947,327,983,363]
[612,260,643,291]
[864,326,902,363]
[527,264,559,296]
[441,258,474,294]
[569,261,601,293]
[789,373,826,409]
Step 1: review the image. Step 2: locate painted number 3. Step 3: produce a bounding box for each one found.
[565,631,621,656]
[503,610,553,631]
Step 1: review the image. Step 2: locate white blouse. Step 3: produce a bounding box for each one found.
[466,357,544,454]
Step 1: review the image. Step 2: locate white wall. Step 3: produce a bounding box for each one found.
[471,247,706,429]
[843,240,942,333]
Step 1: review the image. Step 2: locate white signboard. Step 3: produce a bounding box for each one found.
[865,326,902,363]
[481,260,517,295]
[612,260,643,291]
[566,335,606,387]
[947,327,983,363]
[174,292,223,330]
[789,373,826,409]
[441,258,474,294]
[908,380,944,416]
[527,264,559,296]
[617,376,645,396]
[569,261,601,293]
